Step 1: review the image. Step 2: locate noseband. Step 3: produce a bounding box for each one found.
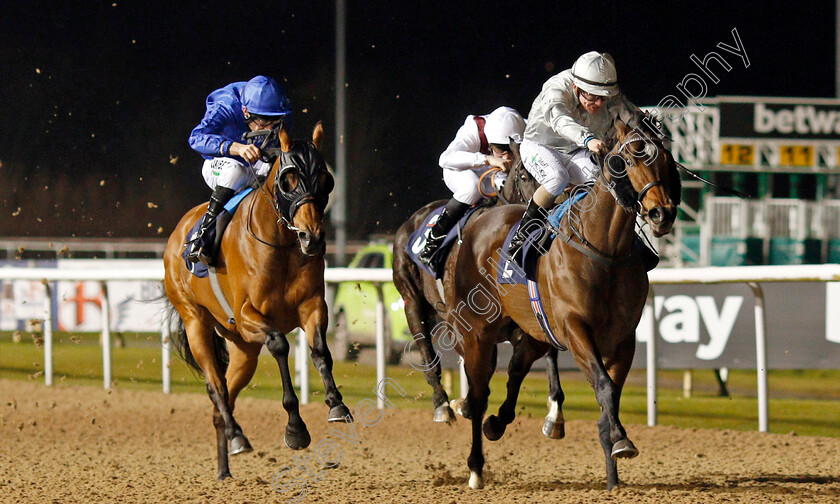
[635,180,665,217]
[272,143,334,229]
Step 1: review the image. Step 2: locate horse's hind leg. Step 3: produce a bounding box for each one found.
[483,332,547,441]
[393,252,453,422]
[543,346,567,439]
[410,301,455,423]
[300,298,352,422]
[224,337,263,455]
[184,317,238,479]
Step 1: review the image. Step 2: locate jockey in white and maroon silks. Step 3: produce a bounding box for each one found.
[508,51,644,267]
[418,106,526,265]
[186,75,292,265]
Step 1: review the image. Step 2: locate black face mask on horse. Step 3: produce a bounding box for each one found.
[268,141,334,225]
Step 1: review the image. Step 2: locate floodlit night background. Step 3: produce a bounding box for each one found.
[0,1,835,240]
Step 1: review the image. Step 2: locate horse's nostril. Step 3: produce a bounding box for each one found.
[648,208,661,223]
[298,231,309,243]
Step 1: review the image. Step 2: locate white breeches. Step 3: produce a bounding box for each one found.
[442,166,508,205]
[201,157,272,190]
[520,139,599,196]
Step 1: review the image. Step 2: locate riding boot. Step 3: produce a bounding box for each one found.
[418,199,470,266]
[186,186,236,265]
[507,199,550,268]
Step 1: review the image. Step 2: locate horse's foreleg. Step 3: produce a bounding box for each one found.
[567,321,637,490]
[301,299,352,422]
[265,330,311,450]
[483,333,545,441]
[543,346,567,439]
[463,339,494,490]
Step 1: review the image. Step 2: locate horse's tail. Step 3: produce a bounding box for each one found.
[165,303,229,375]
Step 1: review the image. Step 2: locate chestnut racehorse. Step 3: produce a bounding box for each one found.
[164,123,350,480]
[441,120,680,490]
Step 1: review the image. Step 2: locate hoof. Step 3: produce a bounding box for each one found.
[328,404,353,423]
[229,434,253,456]
[450,398,470,419]
[468,471,484,489]
[217,471,232,480]
[482,415,505,441]
[433,404,456,424]
[284,424,311,451]
[541,419,565,439]
[611,438,639,460]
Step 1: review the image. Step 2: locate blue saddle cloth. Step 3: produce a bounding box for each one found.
[182,187,254,278]
[405,203,486,279]
[496,191,588,286]
[492,192,587,352]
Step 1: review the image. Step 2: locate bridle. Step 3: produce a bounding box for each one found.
[555,130,670,266]
[240,129,333,247]
[496,159,530,205]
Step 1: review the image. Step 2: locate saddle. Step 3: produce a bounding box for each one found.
[497,190,659,285]
[406,199,494,278]
[182,187,254,278]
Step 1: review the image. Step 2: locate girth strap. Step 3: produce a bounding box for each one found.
[209,266,235,324]
[527,279,566,351]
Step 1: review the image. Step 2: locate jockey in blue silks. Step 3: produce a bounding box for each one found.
[186,75,292,265]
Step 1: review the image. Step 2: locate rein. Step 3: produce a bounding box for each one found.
[238,129,297,249]
[553,138,667,267]
[556,189,633,268]
[497,159,528,205]
[239,129,328,249]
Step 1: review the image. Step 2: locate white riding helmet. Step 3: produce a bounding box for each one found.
[571,51,619,97]
[484,106,526,145]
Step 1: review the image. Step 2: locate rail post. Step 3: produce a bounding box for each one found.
[43,281,53,387]
[748,282,769,432]
[100,281,112,390]
[374,282,386,409]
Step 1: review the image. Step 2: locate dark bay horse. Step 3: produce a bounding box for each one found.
[164,123,351,480]
[441,120,680,490]
[394,153,568,435]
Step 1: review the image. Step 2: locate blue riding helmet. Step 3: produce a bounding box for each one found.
[242,76,292,117]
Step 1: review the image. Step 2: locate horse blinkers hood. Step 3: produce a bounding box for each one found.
[273,141,334,222]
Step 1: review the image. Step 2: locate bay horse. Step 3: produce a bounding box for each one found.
[441,120,680,490]
[164,123,351,480]
[393,150,569,437]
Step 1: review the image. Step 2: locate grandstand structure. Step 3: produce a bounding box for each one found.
[646,96,840,267]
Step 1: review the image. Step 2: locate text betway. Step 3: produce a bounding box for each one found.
[754,103,840,135]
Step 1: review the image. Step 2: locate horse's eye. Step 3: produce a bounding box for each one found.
[281,172,299,193]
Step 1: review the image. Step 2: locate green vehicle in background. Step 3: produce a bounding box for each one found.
[332,241,410,363]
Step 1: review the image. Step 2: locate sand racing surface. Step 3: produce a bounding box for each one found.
[1,378,838,503]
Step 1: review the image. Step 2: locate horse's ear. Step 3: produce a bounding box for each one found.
[509,137,521,165]
[312,121,325,151]
[278,126,292,152]
[614,119,628,142]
